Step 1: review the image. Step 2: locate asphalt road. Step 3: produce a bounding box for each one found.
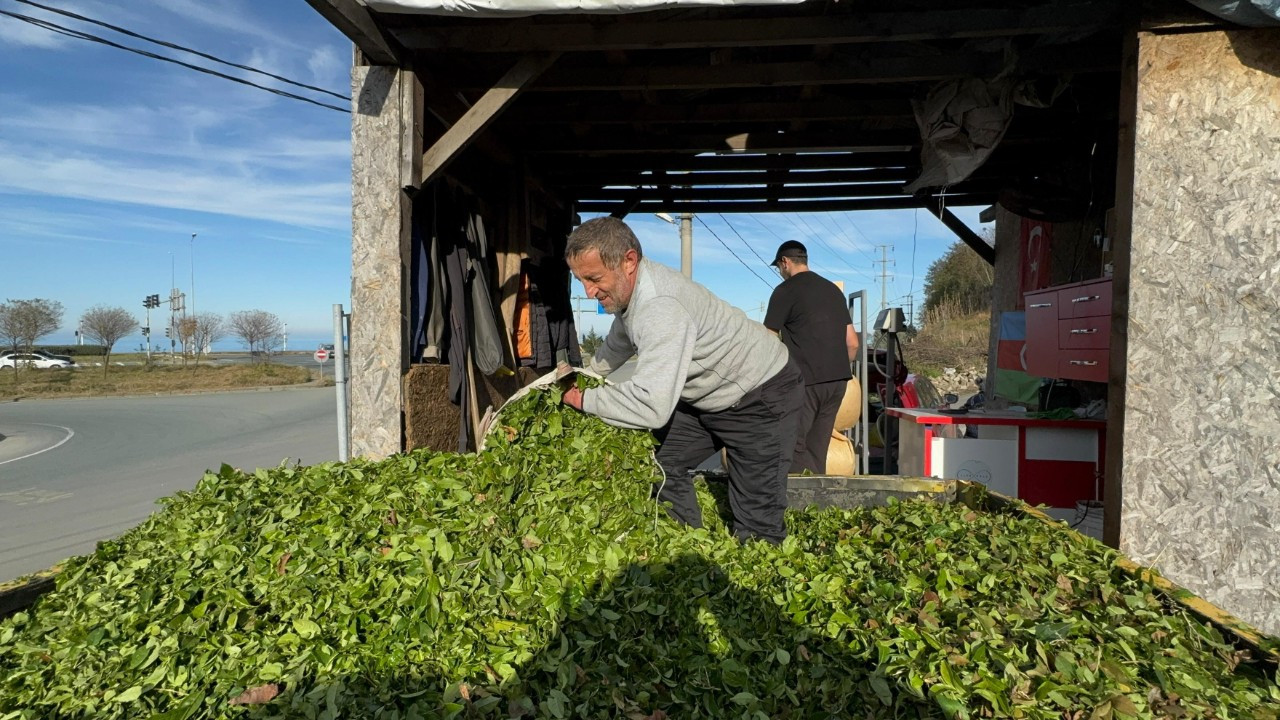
[0,387,338,583]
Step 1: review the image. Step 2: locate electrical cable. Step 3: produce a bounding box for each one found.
[784,213,878,282]
[715,213,776,270]
[694,215,775,290]
[908,208,919,314]
[0,9,350,113]
[12,0,350,101]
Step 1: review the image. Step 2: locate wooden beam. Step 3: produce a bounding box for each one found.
[525,129,920,155]
[925,198,995,265]
[305,0,400,65]
[458,44,1119,93]
[393,3,1121,52]
[576,194,996,214]
[557,168,920,188]
[501,98,912,126]
[579,182,1005,202]
[545,151,917,175]
[420,52,560,186]
[523,126,1065,156]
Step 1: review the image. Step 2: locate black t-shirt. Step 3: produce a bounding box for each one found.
[764,271,852,385]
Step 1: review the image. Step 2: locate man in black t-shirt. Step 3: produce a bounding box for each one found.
[764,241,859,474]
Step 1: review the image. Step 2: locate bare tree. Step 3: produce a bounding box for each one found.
[190,313,226,365]
[80,305,138,374]
[229,310,284,361]
[177,316,198,366]
[0,298,64,355]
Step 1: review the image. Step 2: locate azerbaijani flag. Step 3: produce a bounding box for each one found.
[995,311,1040,405]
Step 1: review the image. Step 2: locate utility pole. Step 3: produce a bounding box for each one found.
[874,245,894,311]
[679,212,693,278]
[656,213,694,278]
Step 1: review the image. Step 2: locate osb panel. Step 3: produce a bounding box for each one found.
[350,65,409,459]
[1123,29,1280,636]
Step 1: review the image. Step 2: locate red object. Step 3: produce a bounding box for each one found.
[1025,278,1112,382]
[1018,218,1053,308]
[887,407,1106,509]
[314,349,330,363]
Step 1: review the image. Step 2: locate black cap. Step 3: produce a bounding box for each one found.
[771,240,808,266]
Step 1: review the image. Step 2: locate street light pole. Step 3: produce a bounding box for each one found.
[190,233,197,322]
[655,212,694,278]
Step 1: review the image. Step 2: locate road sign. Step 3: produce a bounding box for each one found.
[314,348,330,363]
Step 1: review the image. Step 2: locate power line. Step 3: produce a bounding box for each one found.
[838,211,882,265]
[811,212,879,270]
[693,215,775,290]
[13,0,349,101]
[0,9,350,113]
[715,213,775,269]
[788,213,878,282]
[909,208,919,302]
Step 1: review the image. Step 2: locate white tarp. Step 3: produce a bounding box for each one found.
[366,0,805,16]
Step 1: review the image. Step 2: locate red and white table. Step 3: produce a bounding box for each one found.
[885,407,1105,521]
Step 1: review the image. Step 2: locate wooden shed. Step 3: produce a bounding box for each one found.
[307,0,1279,635]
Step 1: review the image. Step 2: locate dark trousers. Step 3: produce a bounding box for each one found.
[652,359,803,543]
[791,380,848,474]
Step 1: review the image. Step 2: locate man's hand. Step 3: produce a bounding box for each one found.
[562,385,584,411]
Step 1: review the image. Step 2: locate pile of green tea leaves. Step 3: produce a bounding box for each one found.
[2,382,1278,720]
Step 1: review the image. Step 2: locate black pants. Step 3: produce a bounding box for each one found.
[791,380,848,474]
[652,359,803,543]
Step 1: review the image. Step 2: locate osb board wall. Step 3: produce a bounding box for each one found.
[405,364,541,452]
[350,66,413,459]
[1123,29,1280,635]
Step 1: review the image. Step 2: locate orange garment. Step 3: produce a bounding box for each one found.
[514,271,533,360]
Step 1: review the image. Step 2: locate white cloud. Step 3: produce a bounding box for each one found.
[0,144,350,230]
[306,46,345,88]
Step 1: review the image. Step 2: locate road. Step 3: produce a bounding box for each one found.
[0,387,338,583]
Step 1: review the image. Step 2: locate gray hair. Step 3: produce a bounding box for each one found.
[565,217,644,268]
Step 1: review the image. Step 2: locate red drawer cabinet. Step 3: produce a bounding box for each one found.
[1024,278,1112,382]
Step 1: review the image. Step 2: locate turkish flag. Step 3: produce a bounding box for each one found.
[1018,218,1053,308]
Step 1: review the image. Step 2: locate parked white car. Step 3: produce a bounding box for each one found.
[0,353,73,370]
[0,349,75,365]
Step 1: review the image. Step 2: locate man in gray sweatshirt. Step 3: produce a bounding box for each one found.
[561,217,803,542]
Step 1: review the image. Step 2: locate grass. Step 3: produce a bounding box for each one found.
[0,362,313,399]
[900,300,991,378]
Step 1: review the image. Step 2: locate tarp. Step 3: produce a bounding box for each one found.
[1185,0,1280,26]
[367,0,805,16]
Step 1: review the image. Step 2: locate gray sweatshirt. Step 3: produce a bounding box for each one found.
[583,258,790,430]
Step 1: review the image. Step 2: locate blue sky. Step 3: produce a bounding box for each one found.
[0,0,988,352]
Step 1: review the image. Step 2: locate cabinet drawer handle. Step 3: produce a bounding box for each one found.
[1029,302,1053,308]
[1071,295,1101,304]
[1070,328,1099,335]
[1069,360,1099,366]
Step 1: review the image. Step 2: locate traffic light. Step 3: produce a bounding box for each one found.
[142,294,161,309]
[142,326,150,336]
[165,327,171,339]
